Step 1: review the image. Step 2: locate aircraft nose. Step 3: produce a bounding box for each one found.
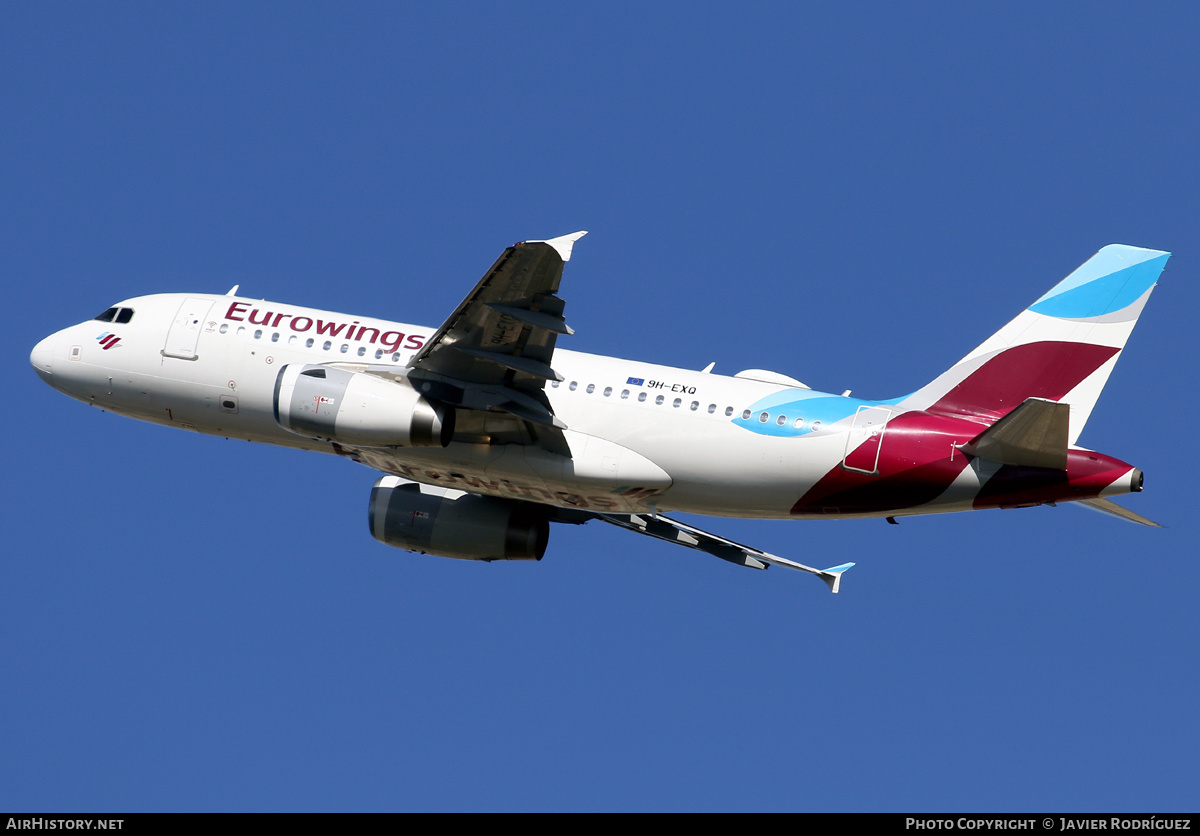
[30,334,56,384]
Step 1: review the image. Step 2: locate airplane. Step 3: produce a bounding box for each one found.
[30,234,1168,592]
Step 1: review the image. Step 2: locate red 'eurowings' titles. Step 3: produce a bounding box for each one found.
[224,302,426,353]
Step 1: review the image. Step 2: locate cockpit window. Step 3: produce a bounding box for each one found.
[94,307,135,324]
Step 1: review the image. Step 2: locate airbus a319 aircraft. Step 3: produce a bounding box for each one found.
[30,234,1168,592]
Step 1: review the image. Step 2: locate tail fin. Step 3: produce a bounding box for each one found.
[901,244,1169,443]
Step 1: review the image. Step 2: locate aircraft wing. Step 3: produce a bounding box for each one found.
[401,232,586,432]
[594,512,854,593]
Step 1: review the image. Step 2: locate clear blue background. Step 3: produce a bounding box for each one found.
[4,3,1197,812]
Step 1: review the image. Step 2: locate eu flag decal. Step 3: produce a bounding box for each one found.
[626,377,644,386]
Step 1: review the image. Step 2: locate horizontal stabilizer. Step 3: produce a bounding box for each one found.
[962,397,1069,469]
[1075,497,1162,527]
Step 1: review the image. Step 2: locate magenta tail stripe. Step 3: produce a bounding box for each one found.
[927,342,1119,422]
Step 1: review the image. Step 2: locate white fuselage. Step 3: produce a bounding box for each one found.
[33,291,949,520]
[31,240,1162,585]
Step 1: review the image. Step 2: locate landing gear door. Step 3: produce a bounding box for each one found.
[163,298,215,360]
[842,405,892,475]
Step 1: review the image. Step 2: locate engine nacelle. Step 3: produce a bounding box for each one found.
[369,476,549,561]
[274,364,453,447]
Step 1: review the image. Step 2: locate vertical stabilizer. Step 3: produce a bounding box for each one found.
[901,245,1168,443]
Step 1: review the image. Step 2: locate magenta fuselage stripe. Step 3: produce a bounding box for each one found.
[791,411,978,514]
[973,450,1131,508]
[791,408,1134,516]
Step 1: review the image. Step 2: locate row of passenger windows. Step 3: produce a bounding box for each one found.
[217,323,409,362]
[216,323,816,428]
[549,379,819,430]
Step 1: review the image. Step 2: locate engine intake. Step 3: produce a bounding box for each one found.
[274,364,453,447]
[369,476,549,561]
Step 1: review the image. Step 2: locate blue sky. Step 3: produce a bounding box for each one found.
[4,3,1198,812]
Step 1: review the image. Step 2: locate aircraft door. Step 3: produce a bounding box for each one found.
[842,405,892,475]
[163,298,215,360]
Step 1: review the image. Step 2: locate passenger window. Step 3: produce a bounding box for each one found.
[569,381,578,391]
[603,386,612,397]
[742,409,752,420]
[793,417,804,429]
[638,392,647,402]
[586,384,595,394]
[391,353,401,362]
[323,341,332,351]
[811,421,822,431]
[776,415,787,426]
[237,326,246,336]
[759,412,769,423]
[655,395,664,405]
[725,407,734,417]
[271,332,280,342]
[254,329,262,339]
[690,401,699,411]
[357,346,366,357]
[707,404,716,413]
[219,324,229,334]
[306,338,314,348]
[620,390,629,399]
[340,344,349,354]
[673,398,681,408]
[288,335,297,345]
[375,349,383,359]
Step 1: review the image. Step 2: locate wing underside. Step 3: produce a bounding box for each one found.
[593,512,854,592]
[339,232,583,454]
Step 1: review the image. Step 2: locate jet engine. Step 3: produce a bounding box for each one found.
[274,364,454,447]
[369,476,549,561]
